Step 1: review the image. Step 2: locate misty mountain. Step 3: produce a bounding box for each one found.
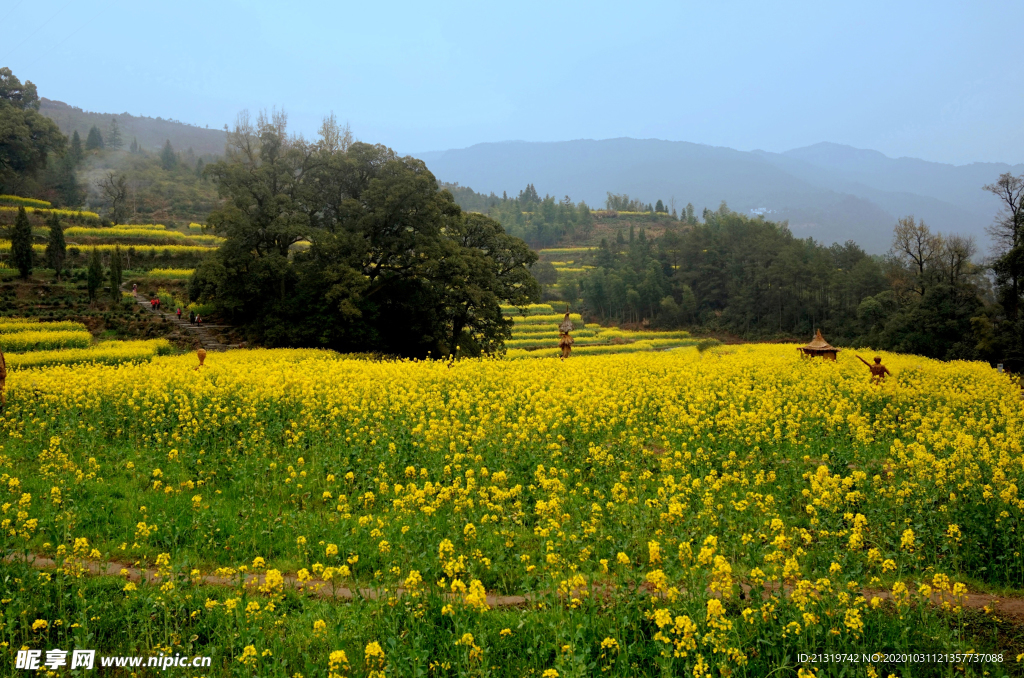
[417,139,1020,253]
[40,98,227,157]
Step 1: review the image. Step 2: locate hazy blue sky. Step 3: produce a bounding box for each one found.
[4,0,1023,164]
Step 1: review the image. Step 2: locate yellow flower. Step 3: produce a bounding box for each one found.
[261,569,284,594]
[237,645,257,665]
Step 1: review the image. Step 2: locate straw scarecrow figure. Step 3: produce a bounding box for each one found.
[558,309,574,360]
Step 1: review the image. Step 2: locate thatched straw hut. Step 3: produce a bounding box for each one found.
[798,329,839,361]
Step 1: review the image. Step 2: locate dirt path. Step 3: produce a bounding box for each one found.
[131,290,236,352]
[7,553,530,607]
[8,553,1024,621]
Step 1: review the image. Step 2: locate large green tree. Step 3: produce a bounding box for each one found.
[107,118,124,150]
[86,248,103,301]
[0,68,66,194]
[85,126,104,151]
[192,112,538,357]
[160,140,177,170]
[109,245,123,301]
[69,130,83,164]
[981,173,1024,370]
[10,205,34,278]
[44,212,66,280]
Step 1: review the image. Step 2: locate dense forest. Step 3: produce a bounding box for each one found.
[443,183,596,246]
[592,204,1023,366]
[449,181,1022,368]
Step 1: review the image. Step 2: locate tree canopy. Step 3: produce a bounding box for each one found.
[0,68,66,194]
[191,111,538,357]
[85,125,104,151]
[444,182,595,247]
[10,205,34,278]
[45,211,66,280]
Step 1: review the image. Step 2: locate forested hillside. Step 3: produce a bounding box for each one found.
[40,98,227,155]
[419,138,1015,252]
[447,179,1021,368]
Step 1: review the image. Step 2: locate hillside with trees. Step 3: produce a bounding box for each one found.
[40,98,226,156]
[447,177,1021,368]
[1,68,221,223]
[418,138,1016,253]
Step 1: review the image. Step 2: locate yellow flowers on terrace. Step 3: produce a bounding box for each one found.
[64,226,224,246]
[0,204,100,220]
[4,339,172,370]
[0,329,91,352]
[0,240,214,257]
[0,194,51,208]
[145,268,196,279]
[0,319,87,334]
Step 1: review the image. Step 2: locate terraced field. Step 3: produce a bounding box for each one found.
[501,303,695,357]
[0,317,172,369]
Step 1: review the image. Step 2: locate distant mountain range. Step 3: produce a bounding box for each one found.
[416,139,1023,253]
[36,96,1019,253]
[40,98,227,157]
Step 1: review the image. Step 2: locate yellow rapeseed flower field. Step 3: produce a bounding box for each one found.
[4,339,172,369]
[144,268,196,279]
[0,240,216,257]
[1,344,1021,674]
[0,329,92,352]
[0,319,87,334]
[0,204,100,220]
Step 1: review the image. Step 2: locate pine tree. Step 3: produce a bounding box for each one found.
[70,130,83,165]
[107,118,123,150]
[160,140,177,170]
[45,212,66,281]
[129,137,138,154]
[86,248,104,301]
[10,206,34,279]
[85,126,104,151]
[109,245,123,301]
[52,154,83,207]
[655,199,665,213]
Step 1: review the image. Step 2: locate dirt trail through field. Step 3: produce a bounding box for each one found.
[8,553,1024,622]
